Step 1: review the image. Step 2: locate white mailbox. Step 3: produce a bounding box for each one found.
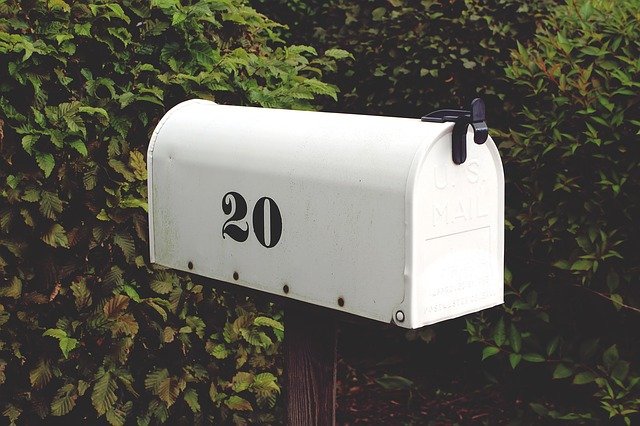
[148,99,504,329]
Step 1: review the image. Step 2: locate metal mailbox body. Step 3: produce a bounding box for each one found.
[148,99,504,329]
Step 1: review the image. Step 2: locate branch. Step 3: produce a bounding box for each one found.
[573,284,640,315]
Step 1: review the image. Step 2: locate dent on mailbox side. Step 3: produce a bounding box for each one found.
[148,99,504,329]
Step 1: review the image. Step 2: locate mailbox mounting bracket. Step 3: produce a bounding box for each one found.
[421,97,488,165]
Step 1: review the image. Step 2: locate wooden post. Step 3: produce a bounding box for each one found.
[284,302,337,426]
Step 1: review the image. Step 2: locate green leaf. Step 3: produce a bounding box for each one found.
[372,7,386,21]
[71,279,92,309]
[597,95,614,112]
[105,3,130,23]
[35,152,55,177]
[105,402,131,426]
[59,337,79,358]
[553,363,573,379]
[571,259,592,271]
[530,402,548,416]
[43,328,68,339]
[375,374,414,390]
[493,318,506,346]
[602,344,619,369]
[29,359,53,389]
[606,271,620,292]
[97,209,110,221]
[69,140,88,156]
[77,380,90,396]
[119,197,148,211]
[253,316,284,332]
[580,0,594,19]
[128,151,147,180]
[51,384,77,416]
[151,0,179,9]
[41,224,69,248]
[303,78,337,101]
[610,294,623,311]
[172,11,187,25]
[122,285,141,303]
[92,368,118,415]
[546,336,560,356]
[552,260,570,270]
[573,371,596,385]
[210,344,229,359]
[579,338,599,361]
[22,134,39,154]
[48,0,71,12]
[145,369,169,392]
[55,33,74,45]
[150,271,175,295]
[252,372,279,395]
[183,388,201,413]
[22,189,41,203]
[509,323,522,353]
[225,395,253,411]
[43,329,77,358]
[556,32,572,54]
[39,191,63,219]
[186,316,206,338]
[74,22,92,36]
[522,353,545,363]
[509,353,522,369]
[143,298,169,321]
[145,368,184,408]
[0,277,22,299]
[482,346,500,360]
[113,232,135,262]
[232,372,253,392]
[6,175,19,189]
[108,159,135,182]
[324,48,353,60]
[2,404,21,423]
[611,361,629,381]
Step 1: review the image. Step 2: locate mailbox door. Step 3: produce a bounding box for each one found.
[402,130,504,328]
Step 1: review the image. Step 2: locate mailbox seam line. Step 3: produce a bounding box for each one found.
[424,225,490,241]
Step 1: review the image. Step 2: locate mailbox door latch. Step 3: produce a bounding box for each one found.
[421,98,488,165]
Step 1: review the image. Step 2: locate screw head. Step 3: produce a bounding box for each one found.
[338,297,345,307]
[395,310,405,323]
[283,284,289,294]
[233,271,239,281]
[187,261,193,270]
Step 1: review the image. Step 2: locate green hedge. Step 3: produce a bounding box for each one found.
[468,0,639,422]
[0,0,343,424]
[253,0,555,117]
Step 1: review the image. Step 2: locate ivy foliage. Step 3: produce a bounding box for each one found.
[0,0,341,424]
[467,0,640,423]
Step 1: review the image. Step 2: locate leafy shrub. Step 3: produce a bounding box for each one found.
[258,0,640,422]
[253,0,555,117]
[467,0,639,423]
[0,0,341,424]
